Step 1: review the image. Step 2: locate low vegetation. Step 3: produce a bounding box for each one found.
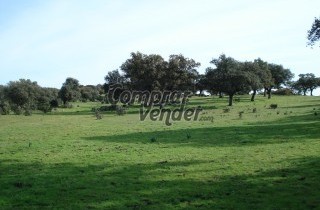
[1,95,319,209]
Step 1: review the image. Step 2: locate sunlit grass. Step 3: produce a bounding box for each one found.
[0,95,320,209]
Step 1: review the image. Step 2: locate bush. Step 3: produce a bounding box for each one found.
[273,88,294,95]
[50,99,59,108]
[270,104,278,109]
[116,105,126,116]
[96,95,104,102]
[239,111,244,119]
[95,110,103,120]
[0,102,10,115]
[223,108,230,113]
[37,97,52,113]
[11,105,23,115]
[150,137,157,143]
[24,109,32,116]
[99,105,117,111]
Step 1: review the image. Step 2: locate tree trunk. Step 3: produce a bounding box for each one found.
[263,88,267,97]
[303,90,307,96]
[251,90,257,101]
[267,88,271,99]
[228,94,233,106]
[310,89,313,96]
[219,91,223,98]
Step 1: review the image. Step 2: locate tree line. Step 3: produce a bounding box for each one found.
[105,52,319,106]
[0,79,104,115]
[0,52,319,115]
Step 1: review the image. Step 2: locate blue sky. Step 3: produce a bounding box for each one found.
[0,0,320,93]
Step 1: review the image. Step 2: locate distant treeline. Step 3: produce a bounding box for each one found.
[1,52,319,115]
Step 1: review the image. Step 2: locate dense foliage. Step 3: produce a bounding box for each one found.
[0,52,318,112]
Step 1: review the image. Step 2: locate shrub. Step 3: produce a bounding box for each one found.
[37,97,52,113]
[270,104,278,109]
[223,108,230,113]
[95,110,103,120]
[96,95,104,102]
[24,109,32,116]
[273,88,294,95]
[50,99,59,108]
[239,111,244,119]
[116,105,126,116]
[11,105,23,115]
[0,102,10,115]
[99,105,117,111]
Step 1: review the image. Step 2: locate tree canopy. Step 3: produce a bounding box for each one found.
[119,52,200,92]
[206,54,254,106]
[292,73,319,96]
[58,77,81,105]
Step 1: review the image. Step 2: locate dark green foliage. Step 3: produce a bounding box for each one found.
[307,17,320,47]
[80,85,100,102]
[116,105,126,116]
[206,54,253,106]
[121,52,166,91]
[99,105,118,111]
[0,102,10,115]
[273,88,294,95]
[223,108,230,113]
[5,79,41,109]
[50,99,59,108]
[195,74,207,95]
[37,96,52,113]
[292,73,319,96]
[120,52,200,91]
[266,64,294,99]
[270,104,278,109]
[165,54,200,91]
[2,79,59,114]
[150,137,157,142]
[95,110,103,120]
[11,104,23,115]
[239,111,244,119]
[24,108,32,116]
[59,78,81,105]
[0,85,6,105]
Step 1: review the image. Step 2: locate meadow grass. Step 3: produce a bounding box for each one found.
[0,95,320,209]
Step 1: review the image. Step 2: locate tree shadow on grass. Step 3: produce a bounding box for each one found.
[0,157,319,209]
[47,110,93,116]
[280,104,320,109]
[82,117,320,147]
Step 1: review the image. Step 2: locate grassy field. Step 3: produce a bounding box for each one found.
[0,95,320,209]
